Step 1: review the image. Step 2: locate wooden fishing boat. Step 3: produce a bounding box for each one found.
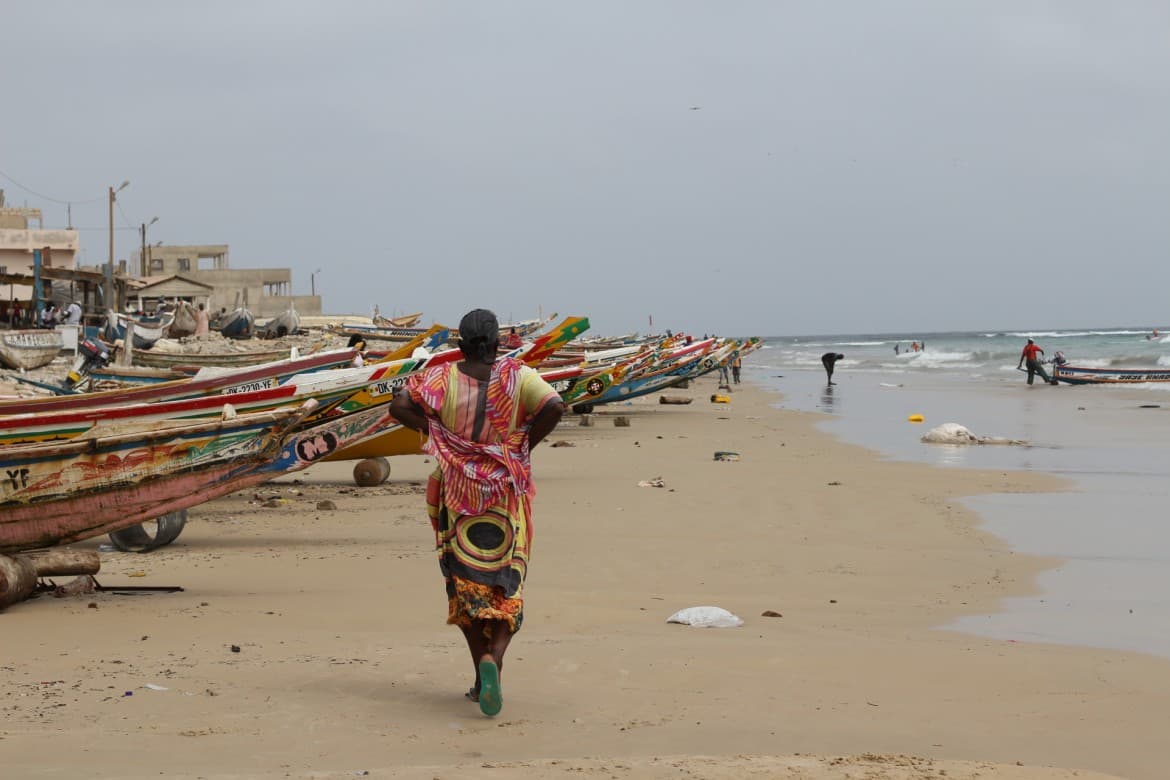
[374,311,423,328]
[258,308,301,339]
[131,344,291,369]
[0,391,410,553]
[330,323,430,343]
[218,307,254,340]
[0,330,495,445]
[103,311,174,350]
[86,364,194,389]
[0,330,64,370]
[1053,364,1170,385]
[168,301,198,338]
[0,405,307,552]
[0,348,359,416]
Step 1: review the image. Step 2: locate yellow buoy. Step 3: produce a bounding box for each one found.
[907,414,924,423]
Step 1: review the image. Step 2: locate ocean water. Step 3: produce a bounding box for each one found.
[747,328,1170,660]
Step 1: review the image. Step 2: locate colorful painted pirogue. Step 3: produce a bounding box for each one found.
[0,395,412,553]
[558,336,761,409]
[0,405,308,552]
[1052,364,1170,385]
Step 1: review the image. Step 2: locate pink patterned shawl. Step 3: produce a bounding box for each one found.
[406,357,534,516]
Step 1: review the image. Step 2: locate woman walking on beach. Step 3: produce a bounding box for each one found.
[391,308,565,717]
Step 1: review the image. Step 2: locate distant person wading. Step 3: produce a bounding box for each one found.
[821,352,844,385]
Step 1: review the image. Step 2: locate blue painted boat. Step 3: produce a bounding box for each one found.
[102,311,174,350]
[218,308,254,340]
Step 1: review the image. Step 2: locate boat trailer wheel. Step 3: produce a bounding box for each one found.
[107,510,188,553]
[352,457,391,487]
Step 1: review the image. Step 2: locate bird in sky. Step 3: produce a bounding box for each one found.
[688,106,702,111]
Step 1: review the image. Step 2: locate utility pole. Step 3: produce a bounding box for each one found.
[107,181,129,310]
[139,217,157,277]
[107,186,114,309]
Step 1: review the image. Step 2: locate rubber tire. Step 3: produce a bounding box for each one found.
[352,457,391,487]
[107,510,188,553]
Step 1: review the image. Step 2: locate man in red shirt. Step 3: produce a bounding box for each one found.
[1017,338,1056,385]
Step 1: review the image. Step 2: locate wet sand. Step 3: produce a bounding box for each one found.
[2,376,1165,779]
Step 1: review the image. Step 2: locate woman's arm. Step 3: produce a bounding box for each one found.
[390,389,429,433]
[527,399,565,449]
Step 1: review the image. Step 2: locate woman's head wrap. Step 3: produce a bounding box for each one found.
[458,308,500,362]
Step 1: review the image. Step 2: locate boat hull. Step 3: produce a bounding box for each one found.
[1053,365,1170,385]
[0,330,64,370]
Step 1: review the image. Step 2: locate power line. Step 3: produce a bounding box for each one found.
[0,167,106,205]
[115,200,137,230]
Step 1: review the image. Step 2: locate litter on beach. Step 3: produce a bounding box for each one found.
[666,606,744,628]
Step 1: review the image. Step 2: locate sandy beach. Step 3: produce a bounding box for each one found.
[4,375,1166,779]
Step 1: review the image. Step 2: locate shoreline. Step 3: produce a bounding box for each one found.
[756,362,1170,660]
[3,375,1165,779]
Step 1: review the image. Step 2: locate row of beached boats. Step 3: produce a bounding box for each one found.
[0,316,764,567]
[0,317,592,563]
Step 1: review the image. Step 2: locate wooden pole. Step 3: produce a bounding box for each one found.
[107,186,115,310]
[0,554,38,610]
[21,549,101,577]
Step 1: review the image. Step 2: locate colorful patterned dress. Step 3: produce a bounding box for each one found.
[405,357,559,633]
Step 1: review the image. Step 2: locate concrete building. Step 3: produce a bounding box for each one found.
[132,243,320,317]
[0,194,80,302]
[0,192,83,322]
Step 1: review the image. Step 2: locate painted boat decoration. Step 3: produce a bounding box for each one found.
[0,404,308,552]
[1053,364,1170,385]
[0,330,64,370]
[218,307,254,340]
[258,308,301,339]
[103,311,174,350]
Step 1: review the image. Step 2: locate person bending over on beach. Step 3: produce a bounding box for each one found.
[1017,338,1056,385]
[821,352,844,385]
[391,308,564,717]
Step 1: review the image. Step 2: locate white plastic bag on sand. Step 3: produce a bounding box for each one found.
[666,606,744,628]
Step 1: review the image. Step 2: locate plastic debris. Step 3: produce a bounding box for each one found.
[921,423,1026,446]
[713,451,740,462]
[666,606,744,628]
[637,477,665,488]
[144,684,169,691]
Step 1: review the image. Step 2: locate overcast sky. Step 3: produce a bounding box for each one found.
[3,1,1168,336]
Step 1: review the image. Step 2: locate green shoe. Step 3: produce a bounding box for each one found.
[478,659,502,717]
